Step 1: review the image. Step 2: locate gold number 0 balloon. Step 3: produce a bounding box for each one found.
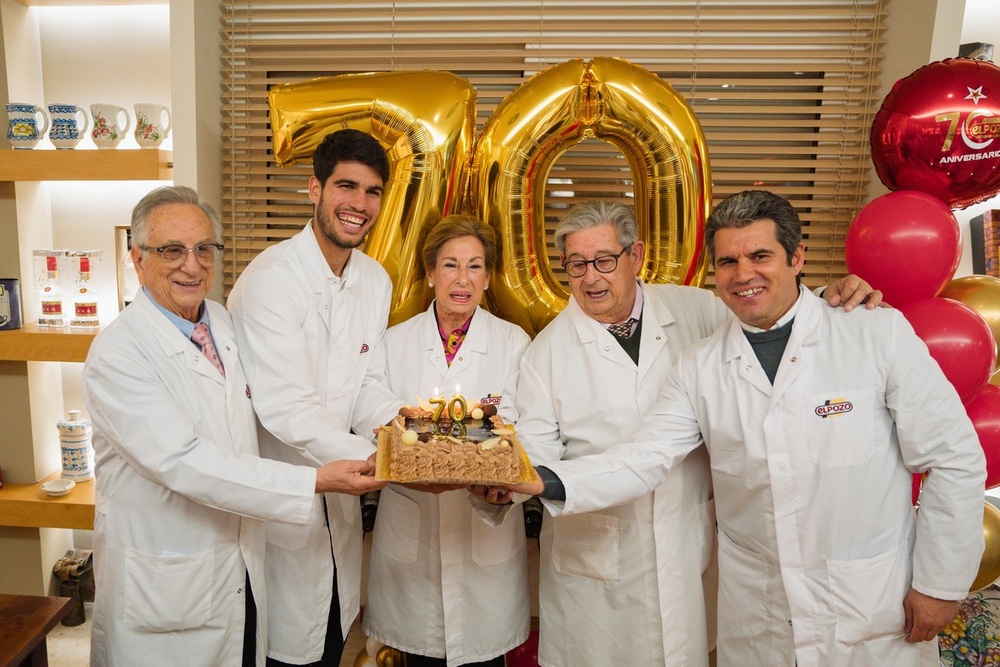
[268,71,477,325]
[471,58,711,335]
[268,59,710,335]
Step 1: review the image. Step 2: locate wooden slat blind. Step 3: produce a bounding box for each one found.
[220,0,888,298]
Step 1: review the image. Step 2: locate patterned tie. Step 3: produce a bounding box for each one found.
[191,322,226,377]
[607,317,637,340]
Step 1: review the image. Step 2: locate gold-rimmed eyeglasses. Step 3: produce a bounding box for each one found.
[139,243,224,266]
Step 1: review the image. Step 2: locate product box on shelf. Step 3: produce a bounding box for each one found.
[971,210,1000,277]
[0,278,22,329]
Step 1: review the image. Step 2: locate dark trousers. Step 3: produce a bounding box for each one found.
[243,573,257,667]
[404,652,506,667]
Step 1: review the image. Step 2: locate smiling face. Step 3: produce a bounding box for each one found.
[562,223,644,324]
[713,218,805,330]
[309,160,384,274]
[133,202,217,322]
[429,235,489,328]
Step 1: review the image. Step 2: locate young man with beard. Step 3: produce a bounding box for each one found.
[229,129,405,667]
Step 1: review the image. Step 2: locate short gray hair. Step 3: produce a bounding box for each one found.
[130,186,223,248]
[554,200,639,255]
[705,190,802,265]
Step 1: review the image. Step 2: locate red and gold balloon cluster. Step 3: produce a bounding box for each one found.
[860,57,1000,592]
[268,58,711,336]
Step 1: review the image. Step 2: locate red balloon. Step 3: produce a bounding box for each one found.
[871,58,1000,210]
[898,297,997,404]
[506,630,540,667]
[844,191,961,306]
[966,384,1000,490]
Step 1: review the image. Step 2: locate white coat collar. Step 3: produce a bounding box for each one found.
[418,302,491,355]
[291,221,362,293]
[566,283,678,341]
[722,286,824,399]
[127,290,233,385]
[722,285,822,362]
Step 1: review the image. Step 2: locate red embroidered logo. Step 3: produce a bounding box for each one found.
[480,394,502,406]
[245,385,252,399]
[815,399,853,418]
[360,343,370,354]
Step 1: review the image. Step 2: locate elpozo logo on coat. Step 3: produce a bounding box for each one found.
[815,398,853,418]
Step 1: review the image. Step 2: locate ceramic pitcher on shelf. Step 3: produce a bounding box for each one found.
[6,103,49,149]
[133,103,171,148]
[48,103,89,149]
[90,103,130,149]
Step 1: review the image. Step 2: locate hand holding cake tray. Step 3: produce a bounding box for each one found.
[375,390,538,486]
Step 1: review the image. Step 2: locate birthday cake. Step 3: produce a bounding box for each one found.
[376,409,530,485]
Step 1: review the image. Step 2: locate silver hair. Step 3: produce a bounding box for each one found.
[553,200,640,255]
[130,185,223,247]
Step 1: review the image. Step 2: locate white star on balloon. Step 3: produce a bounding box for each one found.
[966,86,987,104]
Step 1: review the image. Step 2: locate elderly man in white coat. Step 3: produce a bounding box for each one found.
[228,129,406,667]
[83,186,385,667]
[508,190,987,667]
[508,199,881,667]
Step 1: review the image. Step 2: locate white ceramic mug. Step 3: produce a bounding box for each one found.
[6,103,49,149]
[90,103,131,149]
[133,103,171,148]
[47,103,89,149]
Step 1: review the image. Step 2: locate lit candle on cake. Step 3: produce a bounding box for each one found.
[429,387,447,422]
[449,384,468,421]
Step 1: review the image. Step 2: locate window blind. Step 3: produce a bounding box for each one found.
[220,0,888,299]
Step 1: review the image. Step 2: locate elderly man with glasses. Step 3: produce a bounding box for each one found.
[83,185,384,667]
[504,199,879,667]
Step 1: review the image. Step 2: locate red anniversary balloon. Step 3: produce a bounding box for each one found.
[898,297,997,405]
[844,190,961,306]
[965,384,1000,490]
[871,58,1000,209]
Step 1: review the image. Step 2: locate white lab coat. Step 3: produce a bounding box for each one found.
[363,303,532,665]
[547,288,987,667]
[228,225,404,663]
[83,291,317,667]
[515,282,730,667]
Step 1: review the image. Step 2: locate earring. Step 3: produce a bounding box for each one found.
[428,281,434,288]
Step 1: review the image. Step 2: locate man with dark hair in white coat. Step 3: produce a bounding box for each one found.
[229,129,406,667]
[504,199,882,667]
[504,191,987,667]
[84,185,384,667]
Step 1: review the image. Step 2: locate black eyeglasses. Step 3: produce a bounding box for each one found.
[561,245,632,278]
[139,243,225,266]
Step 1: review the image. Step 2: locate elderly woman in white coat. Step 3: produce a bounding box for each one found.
[363,214,532,667]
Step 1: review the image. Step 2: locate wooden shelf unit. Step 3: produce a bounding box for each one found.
[0,472,95,530]
[0,149,173,181]
[0,324,97,362]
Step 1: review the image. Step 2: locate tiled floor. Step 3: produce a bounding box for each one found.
[46,605,370,667]
[46,602,92,667]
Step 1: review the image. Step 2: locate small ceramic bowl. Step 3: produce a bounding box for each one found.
[40,478,76,497]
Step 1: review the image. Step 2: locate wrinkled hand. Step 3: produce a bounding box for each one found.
[903,588,960,643]
[823,274,885,311]
[315,459,387,495]
[469,484,515,505]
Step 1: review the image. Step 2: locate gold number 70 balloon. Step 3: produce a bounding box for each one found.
[268,58,711,336]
